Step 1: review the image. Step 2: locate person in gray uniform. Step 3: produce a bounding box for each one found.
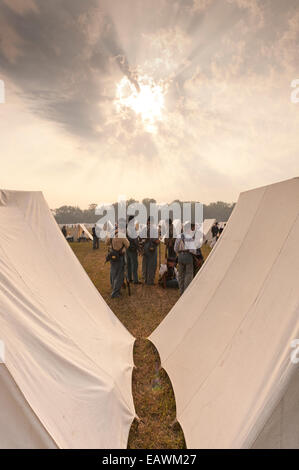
[106,219,129,298]
[126,215,140,284]
[174,222,195,295]
[141,216,160,285]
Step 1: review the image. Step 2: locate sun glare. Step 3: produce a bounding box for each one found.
[115,75,166,133]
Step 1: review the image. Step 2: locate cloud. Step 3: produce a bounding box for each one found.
[0,0,298,204]
[2,0,38,15]
[0,0,141,139]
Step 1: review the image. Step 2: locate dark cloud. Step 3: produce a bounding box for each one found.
[0,0,298,146]
[0,0,142,138]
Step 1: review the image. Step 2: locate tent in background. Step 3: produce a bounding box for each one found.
[150,177,299,449]
[78,223,93,241]
[0,190,135,449]
[66,223,93,242]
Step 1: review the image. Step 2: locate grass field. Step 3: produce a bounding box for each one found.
[70,240,211,449]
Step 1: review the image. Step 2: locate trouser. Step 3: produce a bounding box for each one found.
[110,257,124,298]
[166,278,179,289]
[142,250,157,284]
[93,236,99,249]
[178,252,194,295]
[166,244,176,259]
[127,250,138,283]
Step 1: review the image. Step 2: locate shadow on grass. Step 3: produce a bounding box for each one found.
[128,338,186,449]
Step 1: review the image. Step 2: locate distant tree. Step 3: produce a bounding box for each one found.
[54,199,236,224]
[203,201,235,222]
[127,198,139,206]
[142,198,157,218]
[55,206,83,224]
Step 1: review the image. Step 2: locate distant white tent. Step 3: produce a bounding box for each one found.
[66,223,92,241]
[150,178,299,449]
[0,190,135,449]
[78,223,93,240]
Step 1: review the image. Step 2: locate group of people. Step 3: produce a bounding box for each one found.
[61,225,90,243]
[61,218,226,298]
[105,217,206,299]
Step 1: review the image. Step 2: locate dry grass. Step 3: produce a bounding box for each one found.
[70,240,211,449]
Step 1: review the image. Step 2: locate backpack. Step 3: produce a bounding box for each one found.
[107,239,125,262]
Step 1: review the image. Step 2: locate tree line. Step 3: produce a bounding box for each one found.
[53,199,235,224]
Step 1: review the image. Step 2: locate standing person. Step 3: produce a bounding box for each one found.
[218,223,226,237]
[211,222,219,239]
[92,225,99,249]
[164,218,176,259]
[174,222,195,296]
[106,219,129,298]
[191,222,204,276]
[61,225,67,238]
[141,216,160,285]
[126,215,140,284]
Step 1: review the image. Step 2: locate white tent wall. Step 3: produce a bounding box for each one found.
[150,178,299,449]
[252,365,299,449]
[66,224,91,241]
[0,190,135,448]
[0,365,57,449]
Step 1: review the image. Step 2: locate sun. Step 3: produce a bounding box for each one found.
[115,75,167,133]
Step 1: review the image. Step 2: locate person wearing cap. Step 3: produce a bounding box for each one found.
[106,218,129,298]
[140,216,160,285]
[126,215,140,284]
[92,225,99,249]
[211,222,219,239]
[61,225,67,238]
[163,218,176,259]
[174,221,195,295]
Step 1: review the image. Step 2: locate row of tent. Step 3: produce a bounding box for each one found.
[58,223,93,241]
[0,177,298,448]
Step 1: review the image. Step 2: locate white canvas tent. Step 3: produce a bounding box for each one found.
[66,223,92,241]
[0,190,135,449]
[150,178,299,449]
[78,223,93,240]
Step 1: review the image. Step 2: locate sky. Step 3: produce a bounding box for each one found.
[0,0,298,209]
